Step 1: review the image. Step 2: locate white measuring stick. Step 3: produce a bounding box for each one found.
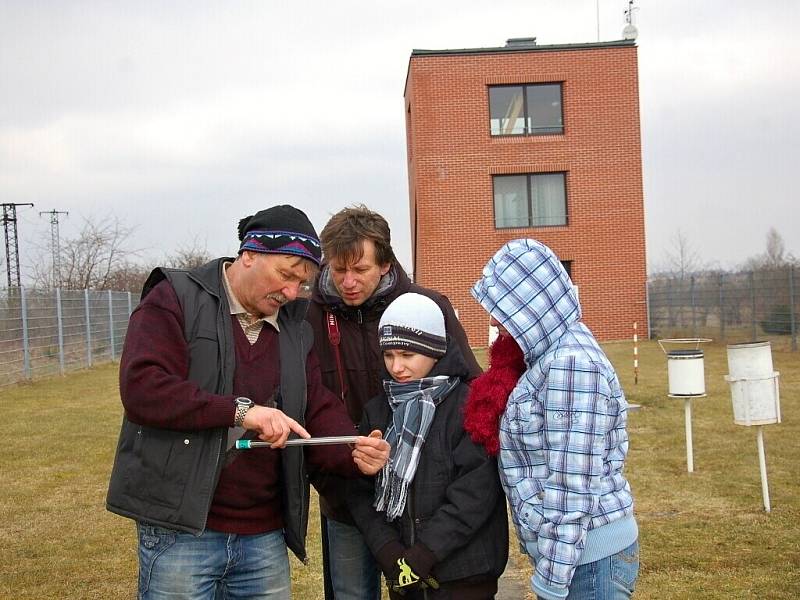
[756,426,771,513]
[236,436,360,449]
[685,398,694,473]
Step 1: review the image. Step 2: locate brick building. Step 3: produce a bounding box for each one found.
[404,37,648,347]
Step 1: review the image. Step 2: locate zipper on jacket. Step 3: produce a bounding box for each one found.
[362,321,379,401]
[408,487,416,546]
[199,431,224,533]
[199,297,229,533]
[298,332,308,564]
[407,486,430,600]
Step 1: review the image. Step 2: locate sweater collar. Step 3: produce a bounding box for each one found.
[221,261,280,332]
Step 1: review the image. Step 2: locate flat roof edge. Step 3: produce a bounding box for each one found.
[411,39,636,57]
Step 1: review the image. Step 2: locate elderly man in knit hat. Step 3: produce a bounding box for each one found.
[107,205,390,600]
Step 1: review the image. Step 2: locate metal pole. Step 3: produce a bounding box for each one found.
[2,203,34,288]
[756,426,771,512]
[85,288,92,368]
[645,279,652,340]
[690,275,697,338]
[127,291,133,316]
[108,290,115,360]
[39,209,68,287]
[718,272,726,341]
[667,278,674,328]
[684,398,694,473]
[633,322,639,385]
[56,288,65,375]
[21,286,31,379]
[750,271,757,341]
[789,265,797,352]
[596,0,600,41]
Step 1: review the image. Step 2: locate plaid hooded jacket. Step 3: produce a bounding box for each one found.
[471,239,637,600]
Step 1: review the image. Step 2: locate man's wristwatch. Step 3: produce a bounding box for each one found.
[233,397,254,427]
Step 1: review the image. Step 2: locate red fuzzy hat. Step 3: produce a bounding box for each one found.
[463,333,526,456]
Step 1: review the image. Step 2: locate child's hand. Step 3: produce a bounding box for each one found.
[391,557,440,592]
[352,430,389,475]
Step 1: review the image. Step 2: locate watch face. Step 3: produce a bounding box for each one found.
[236,397,253,407]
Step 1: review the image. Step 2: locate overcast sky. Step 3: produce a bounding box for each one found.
[2,0,798,282]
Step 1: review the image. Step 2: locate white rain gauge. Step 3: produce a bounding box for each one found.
[724,341,781,512]
[659,338,712,473]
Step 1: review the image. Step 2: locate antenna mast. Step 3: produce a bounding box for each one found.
[40,209,69,288]
[623,0,639,40]
[2,203,34,288]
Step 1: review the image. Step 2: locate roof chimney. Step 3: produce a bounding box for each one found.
[505,37,537,47]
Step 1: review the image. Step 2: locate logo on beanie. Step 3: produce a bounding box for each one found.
[377,292,447,358]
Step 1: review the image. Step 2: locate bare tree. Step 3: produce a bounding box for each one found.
[660,229,703,279]
[104,260,152,292]
[764,227,786,267]
[29,216,141,290]
[164,236,212,270]
[742,227,795,270]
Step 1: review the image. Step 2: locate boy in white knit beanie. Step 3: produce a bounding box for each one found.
[347,292,508,600]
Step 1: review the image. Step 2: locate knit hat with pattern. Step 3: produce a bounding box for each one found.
[237,205,322,266]
[378,293,447,358]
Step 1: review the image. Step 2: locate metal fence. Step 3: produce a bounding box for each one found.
[0,288,140,387]
[648,266,798,350]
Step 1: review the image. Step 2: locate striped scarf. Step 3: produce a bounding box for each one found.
[374,375,459,521]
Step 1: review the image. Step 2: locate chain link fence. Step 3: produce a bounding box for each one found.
[648,265,798,350]
[0,288,140,387]
[2,268,796,387]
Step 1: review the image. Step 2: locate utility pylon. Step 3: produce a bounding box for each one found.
[2,203,34,288]
[40,209,69,288]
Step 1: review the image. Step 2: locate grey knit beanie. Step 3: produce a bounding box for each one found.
[378,293,447,358]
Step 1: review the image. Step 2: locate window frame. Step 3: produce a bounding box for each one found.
[488,82,564,137]
[491,171,569,229]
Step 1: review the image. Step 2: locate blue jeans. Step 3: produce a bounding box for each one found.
[137,524,290,600]
[325,518,382,600]
[566,541,639,600]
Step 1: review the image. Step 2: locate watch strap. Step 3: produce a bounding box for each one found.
[234,397,253,427]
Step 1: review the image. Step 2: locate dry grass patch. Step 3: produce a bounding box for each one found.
[0,339,798,598]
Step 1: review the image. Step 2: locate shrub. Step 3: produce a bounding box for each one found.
[761,304,793,334]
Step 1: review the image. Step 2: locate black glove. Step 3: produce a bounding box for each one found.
[379,540,439,595]
[391,557,440,592]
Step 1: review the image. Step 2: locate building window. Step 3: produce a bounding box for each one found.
[493,172,567,228]
[489,83,563,136]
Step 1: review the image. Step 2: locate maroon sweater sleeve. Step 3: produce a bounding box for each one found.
[303,347,359,478]
[119,280,235,430]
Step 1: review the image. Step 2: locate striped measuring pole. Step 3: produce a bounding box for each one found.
[633,322,639,385]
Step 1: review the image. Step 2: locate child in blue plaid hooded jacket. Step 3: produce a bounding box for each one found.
[471,239,639,600]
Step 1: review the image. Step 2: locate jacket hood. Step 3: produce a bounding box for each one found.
[470,239,580,363]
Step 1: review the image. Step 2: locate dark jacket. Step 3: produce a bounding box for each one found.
[348,343,509,589]
[106,258,348,561]
[308,263,482,522]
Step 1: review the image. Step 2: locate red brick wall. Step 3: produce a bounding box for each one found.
[405,45,648,347]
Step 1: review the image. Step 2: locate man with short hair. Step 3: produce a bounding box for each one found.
[107,204,390,600]
[307,205,481,600]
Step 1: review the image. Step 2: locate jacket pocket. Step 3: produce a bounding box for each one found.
[124,425,198,510]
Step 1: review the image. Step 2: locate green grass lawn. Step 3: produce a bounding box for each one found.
[0,339,797,598]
